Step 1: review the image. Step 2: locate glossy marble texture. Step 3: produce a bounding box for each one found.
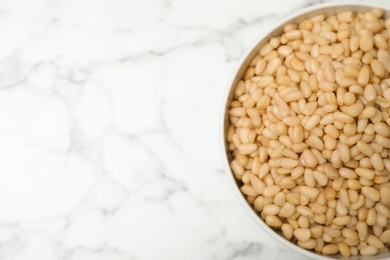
[0,0,389,259]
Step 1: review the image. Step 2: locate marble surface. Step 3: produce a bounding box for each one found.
[0,0,389,259]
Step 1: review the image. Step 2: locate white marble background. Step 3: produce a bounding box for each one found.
[0,0,389,259]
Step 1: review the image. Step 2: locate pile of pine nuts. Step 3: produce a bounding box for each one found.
[227,9,390,256]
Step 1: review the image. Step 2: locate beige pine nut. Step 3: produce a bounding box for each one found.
[338,144,350,163]
[324,186,336,201]
[287,219,299,231]
[238,143,258,155]
[250,175,266,194]
[312,170,328,186]
[370,153,384,171]
[266,57,282,75]
[334,111,354,123]
[347,103,364,117]
[339,167,358,179]
[330,150,342,168]
[300,186,319,199]
[304,169,316,188]
[312,148,326,163]
[366,208,377,226]
[334,216,351,226]
[360,34,374,52]
[313,214,326,225]
[379,229,390,243]
[375,135,390,148]
[301,149,318,168]
[312,34,329,46]
[257,76,274,88]
[350,246,359,256]
[337,11,354,22]
[265,215,282,227]
[244,67,255,80]
[356,141,374,157]
[320,113,334,125]
[263,204,280,216]
[360,245,378,256]
[343,92,356,105]
[298,239,316,249]
[375,203,390,217]
[349,36,359,53]
[282,116,300,126]
[344,65,360,79]
[336,200,348,216]
[384,88,390,101]
[232,134,242,149]
[282,223,294,240]
[309,225,323,239]
[280,158,298,168]
[294,228,311,242]
[274,192,286,207]
[304,114,321,131]
[339,242,351,257]
[337,75,357,87]
[263,185,281,197]
[342,228,359,240]
[308,135,324,150]
[364,84,377,102]
[278,45,293,57]
[231,160,244,176]
[298,215,309,228]
[234,80,246,96]
[283,91,304,102]
[367,235,385,249]
[348,190,359,203]
[339,188,350,207]
[371,59,385,78]
[240,185,257,196]
[318,81,336,92]
[323,136,336,151]
[359,106,377,119]
[269,37,280,49]
[229,107,246,117]
[322,232,333,243]
[259,42,272,56]
[283,148,299,160]
[357,221,368,240]
[357,66,370,86]
[291,167,304,181]
[323,63,335,82]
[279,202,296,218]
[374,122,390,137]
[304,101,318,116]
[297,205,314,218]
[236,153,248,167]
[355,168,375,180]
[254,196,265,211]
[290,57,304,71]
[279,176,296,189]
[255,59,266,75]
[380,186,390,205]
[258,164,270,180]
[251,156,260,174]
[322,244,339,255]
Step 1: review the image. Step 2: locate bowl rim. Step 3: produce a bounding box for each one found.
[220,1,390,259]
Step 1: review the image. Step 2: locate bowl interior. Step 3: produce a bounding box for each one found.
[222,2,390,259]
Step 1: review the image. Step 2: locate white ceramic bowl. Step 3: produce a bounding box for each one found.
[221,1,390,259]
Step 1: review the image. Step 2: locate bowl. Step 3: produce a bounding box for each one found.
[221,1,390,259]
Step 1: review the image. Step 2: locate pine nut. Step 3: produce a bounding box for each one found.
[294,228,311,242]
